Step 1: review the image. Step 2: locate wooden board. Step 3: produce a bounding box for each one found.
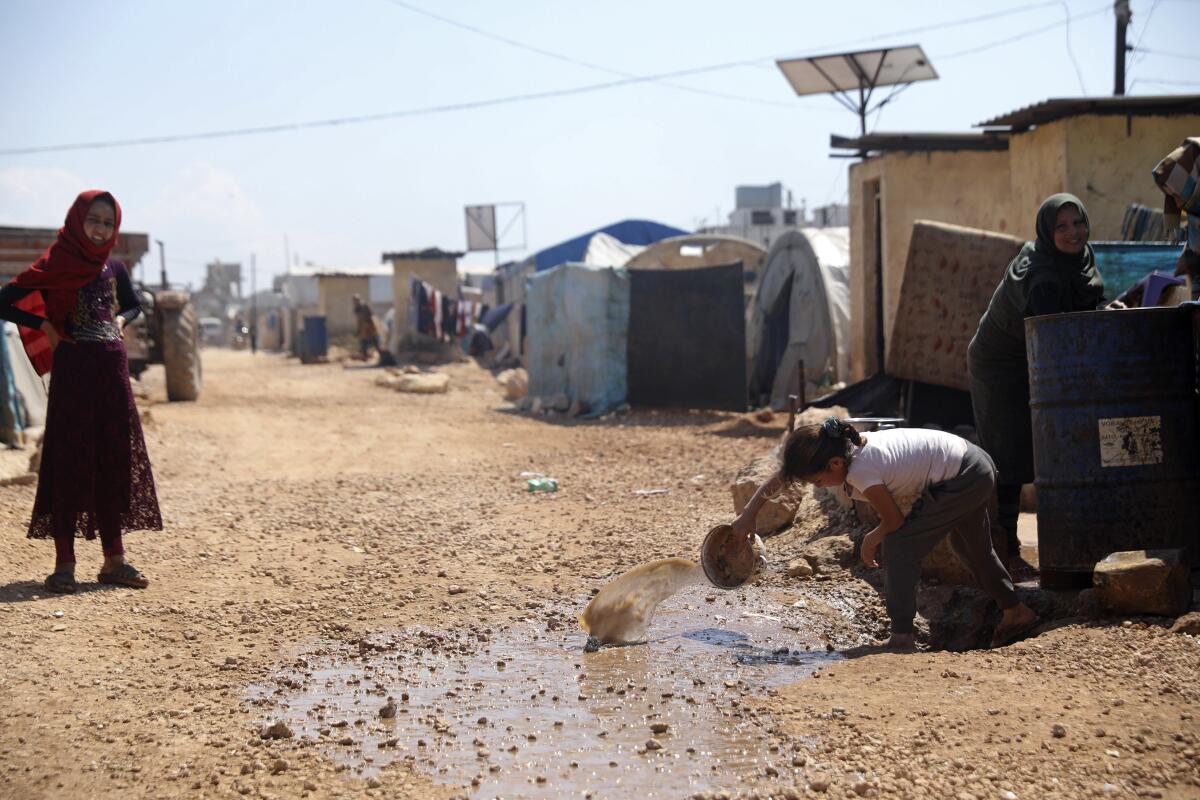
[887,220,1023,391]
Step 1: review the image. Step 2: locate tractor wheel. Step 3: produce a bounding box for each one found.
[162,302,202,401]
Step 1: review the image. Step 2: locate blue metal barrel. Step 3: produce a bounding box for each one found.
[1026,306,1200,589]
[300,315,328,363]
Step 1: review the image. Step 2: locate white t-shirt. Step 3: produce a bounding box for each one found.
[844,428,969,515]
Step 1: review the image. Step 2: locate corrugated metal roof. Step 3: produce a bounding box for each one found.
[381,247,464,262]
[976,94,1200,131]
[286,264,395,278]
[830,132,1009,155]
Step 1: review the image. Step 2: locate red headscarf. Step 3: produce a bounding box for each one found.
[10,189,122,374]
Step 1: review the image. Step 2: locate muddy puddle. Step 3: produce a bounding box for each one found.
[250,583,839,798]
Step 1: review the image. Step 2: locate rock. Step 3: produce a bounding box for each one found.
[1093,549,1192,617]
[917,584,996,652]
[367,776,382,788]
[1073,588,1101,619]
[797,535,856,573]
[396,372,450,394]
[808,776,830,792]
[649,722,669,734]
[786,559,814,579]
[270,759,288,774]
[303,780,318,791]
[261,720,293,740]
[731,454,802,534]
[1051,723,1067,738]
[379,697,397,719]
[644,739,663,751]
[496,368,528,401]
[1170,611,1200,636]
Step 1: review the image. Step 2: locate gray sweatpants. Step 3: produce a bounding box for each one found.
[880,443,1018,634]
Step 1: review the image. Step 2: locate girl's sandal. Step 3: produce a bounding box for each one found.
[45,571,79,594]
[98,563,149,589]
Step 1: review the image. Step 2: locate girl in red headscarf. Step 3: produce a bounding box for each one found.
[0,190,162,593]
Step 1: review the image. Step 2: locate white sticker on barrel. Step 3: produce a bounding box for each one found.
[1098,416,1163,467]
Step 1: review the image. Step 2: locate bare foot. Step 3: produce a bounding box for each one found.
[991,604,1038,648]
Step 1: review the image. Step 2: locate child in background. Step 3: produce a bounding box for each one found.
[0,190,162,593]
[733,419,1037,650]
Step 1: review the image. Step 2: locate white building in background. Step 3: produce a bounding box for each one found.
[700,182,848,250]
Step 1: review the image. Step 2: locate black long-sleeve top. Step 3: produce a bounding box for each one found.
[0,261,141,332]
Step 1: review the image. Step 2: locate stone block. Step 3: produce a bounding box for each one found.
[496,368,528,400]
[1093,549,1192,617]
[396,372,450,394]
[1170,611,1200,636]
[731,455,802,534]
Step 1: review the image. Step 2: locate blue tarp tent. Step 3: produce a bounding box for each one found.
[525,264,630,415]
[531,219,687,273]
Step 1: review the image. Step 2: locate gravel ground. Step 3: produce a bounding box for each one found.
[0,349,1195,800]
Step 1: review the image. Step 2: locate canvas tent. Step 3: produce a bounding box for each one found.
[525,264,629,416]
[494,219,687,360]
[747,228,851,409]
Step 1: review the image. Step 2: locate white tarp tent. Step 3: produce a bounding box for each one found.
[746,228,850,408]
[582,232,645,268]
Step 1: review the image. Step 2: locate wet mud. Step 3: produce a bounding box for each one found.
[251,583,840,798]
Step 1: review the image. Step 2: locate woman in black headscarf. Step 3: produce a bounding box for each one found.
[967,193,1110,571]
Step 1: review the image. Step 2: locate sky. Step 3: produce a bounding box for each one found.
[0,0,1194,289]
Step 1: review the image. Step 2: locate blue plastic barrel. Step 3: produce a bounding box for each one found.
[1025,306,1200,588]
[300,315,328,363]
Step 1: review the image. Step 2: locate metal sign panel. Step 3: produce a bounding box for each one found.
[777,45,937,96]
[464,205,497,252]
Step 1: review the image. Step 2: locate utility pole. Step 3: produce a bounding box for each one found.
[250,253,258,354]
[156,239,167,290]
[1114,0,1132,96]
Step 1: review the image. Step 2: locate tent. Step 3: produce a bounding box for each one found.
[746,228,850,409]
[525,264,629,415]
[0,322,47,446]
[495,219,687,359]
[582,232,645,267]
[628,263,747,411]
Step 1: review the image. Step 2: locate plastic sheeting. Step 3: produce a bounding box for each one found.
[582,232,645,267]
[746,228,850,409]
[531,219,686,273]
[525,264,630,415]
[1,321,46,444]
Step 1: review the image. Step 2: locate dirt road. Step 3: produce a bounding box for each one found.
[1,350,1197,800]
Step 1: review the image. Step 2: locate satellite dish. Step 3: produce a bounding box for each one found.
[777,45,938,138]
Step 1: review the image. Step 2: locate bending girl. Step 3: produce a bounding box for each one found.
[734,419,1037,649]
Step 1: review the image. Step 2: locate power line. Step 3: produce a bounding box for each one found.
[0,61,775,156]
[378,0,797,109]
[0,2,1117,156]
[1134,46,1200,62]
[939,2,1109,60]
[1058,1,1088,94]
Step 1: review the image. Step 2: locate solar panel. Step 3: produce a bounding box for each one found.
[776,45,937,97]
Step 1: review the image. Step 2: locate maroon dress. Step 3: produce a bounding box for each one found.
[26,262,162,540]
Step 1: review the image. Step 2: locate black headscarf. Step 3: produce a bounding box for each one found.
[1010,193,1106,316]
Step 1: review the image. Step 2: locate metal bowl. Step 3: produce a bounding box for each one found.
[700,524,762,590]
